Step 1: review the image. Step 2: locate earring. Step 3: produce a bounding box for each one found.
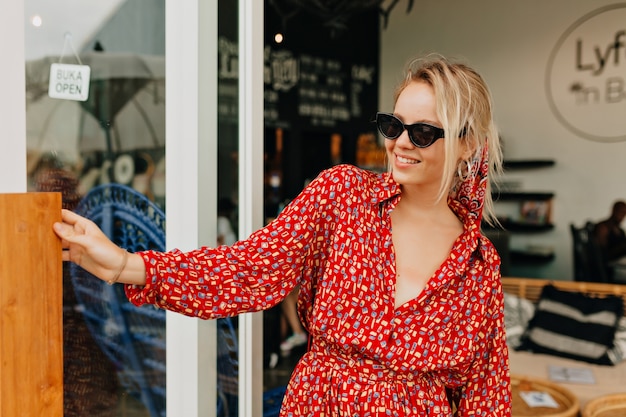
[465,159,474,178]
[457,159,473,180]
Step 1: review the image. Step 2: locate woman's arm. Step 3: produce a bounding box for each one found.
[125,166,351,319]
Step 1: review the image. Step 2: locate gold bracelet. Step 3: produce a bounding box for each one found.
[107,249,129,285]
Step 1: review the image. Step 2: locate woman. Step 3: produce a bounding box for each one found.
[54,54,511,416]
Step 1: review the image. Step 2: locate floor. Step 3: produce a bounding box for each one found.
[263,343,306,390]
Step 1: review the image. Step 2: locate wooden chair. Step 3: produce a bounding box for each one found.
[570,221,609,283]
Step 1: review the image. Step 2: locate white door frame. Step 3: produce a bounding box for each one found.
[1,0,26,192]
[237,1,265,415]
[164,1,217,416]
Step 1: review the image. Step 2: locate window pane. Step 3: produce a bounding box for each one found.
[25,2,166,416]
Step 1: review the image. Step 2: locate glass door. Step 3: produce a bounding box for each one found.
[24,1,166,416]
[22,1,267,416]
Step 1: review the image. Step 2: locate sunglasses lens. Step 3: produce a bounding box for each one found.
[375,113,444,147]
[408,124,438,147]
[376,114,403,139]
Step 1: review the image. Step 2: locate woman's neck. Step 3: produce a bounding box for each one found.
[396,185,455,223]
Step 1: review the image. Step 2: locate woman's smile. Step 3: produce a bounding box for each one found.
[395,154,420,165]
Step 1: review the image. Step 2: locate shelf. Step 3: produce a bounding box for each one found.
[497,220,555,232]
[493,159,556,267]
[510,249,555,264]
[503,159,555,170]
[493,191,554,201]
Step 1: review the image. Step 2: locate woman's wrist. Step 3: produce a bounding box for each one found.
[125,253,148,285]
[106,250,147,286]
[107,249,128,285]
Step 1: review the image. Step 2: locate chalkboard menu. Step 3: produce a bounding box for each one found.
[217,5,380,134]
[264,47,377,131]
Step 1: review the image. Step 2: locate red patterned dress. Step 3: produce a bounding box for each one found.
[126,163,511,416]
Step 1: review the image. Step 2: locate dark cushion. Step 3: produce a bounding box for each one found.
[517,284,624,365]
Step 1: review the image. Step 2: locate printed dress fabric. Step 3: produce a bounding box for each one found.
[126,160,511,416]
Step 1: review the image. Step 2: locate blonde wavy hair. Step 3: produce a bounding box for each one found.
[391,54,503,226]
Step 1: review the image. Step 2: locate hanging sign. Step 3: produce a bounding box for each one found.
[48,63,91,101]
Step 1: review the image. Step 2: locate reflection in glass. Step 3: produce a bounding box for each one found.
[25,1,165,415]
[25,52,166,208]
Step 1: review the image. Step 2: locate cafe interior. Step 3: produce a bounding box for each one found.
[3,1,626,416]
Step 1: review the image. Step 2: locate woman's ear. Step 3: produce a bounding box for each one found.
[459,138,477,161]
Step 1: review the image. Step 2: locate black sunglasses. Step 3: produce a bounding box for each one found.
[374,112,446,148]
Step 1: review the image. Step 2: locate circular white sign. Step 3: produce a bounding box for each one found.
[546,4,626,142]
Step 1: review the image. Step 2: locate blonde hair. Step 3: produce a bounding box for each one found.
[392,54,503,226]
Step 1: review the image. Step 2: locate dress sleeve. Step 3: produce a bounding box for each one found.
[455,263,512,417]
[123,167,340,320]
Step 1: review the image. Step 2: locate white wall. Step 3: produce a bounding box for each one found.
[1,0,26,193]
[380,0,626,280]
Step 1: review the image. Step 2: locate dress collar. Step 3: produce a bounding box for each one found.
[371,168,486,261]
[369,170,402,206]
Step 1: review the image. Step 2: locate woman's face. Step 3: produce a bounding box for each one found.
[385,80,446,191]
